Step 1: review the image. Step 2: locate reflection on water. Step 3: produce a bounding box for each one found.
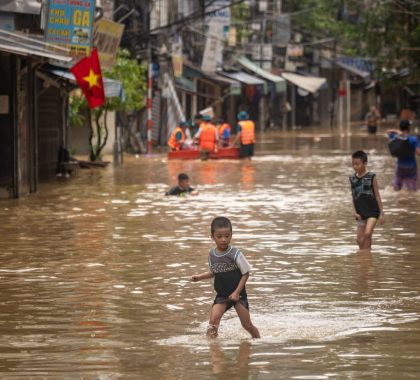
[0,131,420,378]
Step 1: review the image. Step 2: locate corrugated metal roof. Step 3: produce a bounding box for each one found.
[0,29,73,62]
[237,56,286,93]
[0,0,41,15]
[238,56,284,83]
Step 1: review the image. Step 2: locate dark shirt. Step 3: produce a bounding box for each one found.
[165,186,194,196]
[349,172,380,220]
[388,132,419,168]
[208,246,251,298]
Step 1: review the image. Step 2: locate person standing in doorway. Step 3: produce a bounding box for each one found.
[231,111,255,159]
[365,105,381,134]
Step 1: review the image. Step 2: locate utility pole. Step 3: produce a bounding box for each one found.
[146,0,153,154]
[330,39,337,129]
[146,45,153,154]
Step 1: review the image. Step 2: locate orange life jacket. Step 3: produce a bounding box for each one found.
[199,122,217,152]
[168,126,185,151]
[238,120,255,144]
[219,123,231,141]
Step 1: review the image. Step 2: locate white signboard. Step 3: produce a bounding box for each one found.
[202,21,224,72]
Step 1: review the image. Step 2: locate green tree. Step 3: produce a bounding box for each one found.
[70,48,147,161]
[284,0,420,85]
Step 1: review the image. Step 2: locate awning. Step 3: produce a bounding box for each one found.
[182,62,242,95]
[0,29,73,63]
[0,1,41,14]
[48,68,125,100]
[203,72,241,95]
[335,60,371,83]
[281,72,327,94]
[175,76,195,93]
[237,56,286,93]
[218,70,265,86]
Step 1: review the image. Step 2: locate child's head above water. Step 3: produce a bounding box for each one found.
[352,150,368,175]
[211,217,233,251]
[177,173,190,190]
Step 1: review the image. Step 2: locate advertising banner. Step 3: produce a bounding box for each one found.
[172,37,183,78]
[45,0,95,58]
[93,18,124,70]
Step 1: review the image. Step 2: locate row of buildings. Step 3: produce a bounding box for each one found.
[115,0,415,150]
[0,1,415,198]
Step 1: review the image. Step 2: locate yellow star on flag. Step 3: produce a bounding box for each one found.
[83,69,101,89]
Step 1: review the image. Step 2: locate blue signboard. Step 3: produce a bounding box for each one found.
[45,0,95,58]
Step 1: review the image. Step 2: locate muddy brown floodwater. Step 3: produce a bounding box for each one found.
[0,130,420,379]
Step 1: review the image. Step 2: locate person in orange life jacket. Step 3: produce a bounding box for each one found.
[168,121,188,151]
[194,114,218,160]
[215,118,231,147]
[230,111,255,159]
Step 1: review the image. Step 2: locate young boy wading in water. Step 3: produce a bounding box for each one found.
[349,151,384,250]
[191,217,260,338]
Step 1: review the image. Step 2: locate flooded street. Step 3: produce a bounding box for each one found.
[1,130,420,379]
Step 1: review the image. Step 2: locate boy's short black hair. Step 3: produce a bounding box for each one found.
[178,173,189,181]
[352,150,368,163]
[400,119,411,131]
[211,217,232,234]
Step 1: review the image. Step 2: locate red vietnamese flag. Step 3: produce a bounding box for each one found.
[70,49,105,109]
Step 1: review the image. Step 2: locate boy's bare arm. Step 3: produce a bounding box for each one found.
[351,199,361,219]
[373,176,385,224]
[191,271,214,282]
[229,273,250,301]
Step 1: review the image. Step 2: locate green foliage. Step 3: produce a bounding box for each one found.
[69,93,86,127]
[284,0,420,83]
[103,48,147,112]
[70,48,147,160]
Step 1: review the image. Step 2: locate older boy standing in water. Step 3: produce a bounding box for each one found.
[387,119,420,191]
[349,151,384,250]
[191,217,260,338]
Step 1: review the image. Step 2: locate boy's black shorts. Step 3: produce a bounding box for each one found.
[213,296,249,311]
[240,143,254,158]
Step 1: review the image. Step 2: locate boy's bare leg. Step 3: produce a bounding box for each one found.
[235,302,260,338]
[356,224,365,249]
[207,303,228,338]
[362,218,377,250]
